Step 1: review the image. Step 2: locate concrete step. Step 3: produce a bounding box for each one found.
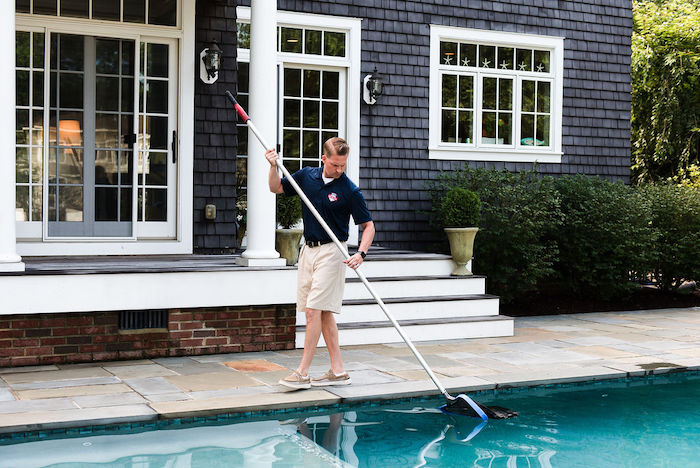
[296,315,514,348]
[295,294,500,326]
[343,275,486,300]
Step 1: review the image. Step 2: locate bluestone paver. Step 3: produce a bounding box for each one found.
[0,307,697,434]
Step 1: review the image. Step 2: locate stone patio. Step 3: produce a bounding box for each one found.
[1,307,699,434]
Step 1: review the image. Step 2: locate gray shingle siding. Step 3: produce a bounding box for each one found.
[231,0,632,250]
[193,0,241,253]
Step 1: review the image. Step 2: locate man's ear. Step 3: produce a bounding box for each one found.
[321,154,327,164]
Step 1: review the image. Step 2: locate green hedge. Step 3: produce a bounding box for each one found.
[427,167,561,304]
[550,175,655,300]
[641,184,700,291]
[427,169,698,303]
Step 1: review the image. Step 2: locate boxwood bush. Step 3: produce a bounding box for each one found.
[427,167,561,303]
[640,184,700,291]
[550,175,656,300]
[435,187,481,228]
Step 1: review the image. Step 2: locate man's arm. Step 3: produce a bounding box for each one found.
[265,149,284,194]
[344,220,375,270]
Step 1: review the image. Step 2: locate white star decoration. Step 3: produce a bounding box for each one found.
[500,61,509,69]
[444,55,453,65]
[518,62,527,71]
[462,58,471,66]
[536,64,545,72]
[482,58,491,68]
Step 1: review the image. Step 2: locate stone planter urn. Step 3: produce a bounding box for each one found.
[275,228,303,266]
[444,227,479,276]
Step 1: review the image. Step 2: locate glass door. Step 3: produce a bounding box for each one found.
[47,34,135,237]
[136,37,178,238]
[44,33,178,239]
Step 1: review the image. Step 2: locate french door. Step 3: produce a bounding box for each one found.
[44,33,178,239]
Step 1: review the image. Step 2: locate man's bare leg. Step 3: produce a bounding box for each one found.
[297,307,323,376]
[321,310,344,374]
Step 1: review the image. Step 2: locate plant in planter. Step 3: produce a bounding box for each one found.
[275,193,303,265]
[436,187,481,275]
[235,193,247,248]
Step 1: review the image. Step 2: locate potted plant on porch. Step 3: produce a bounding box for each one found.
[275,193,303,265]
[436,187,481,276]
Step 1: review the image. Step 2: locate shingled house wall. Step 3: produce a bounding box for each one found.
[193,0,242,253]
[236,0,633,250]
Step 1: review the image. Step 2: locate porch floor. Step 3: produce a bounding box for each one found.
[1,307,699,434]
[16,248,449,275]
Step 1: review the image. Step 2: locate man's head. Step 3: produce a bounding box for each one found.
[321,137,349,179]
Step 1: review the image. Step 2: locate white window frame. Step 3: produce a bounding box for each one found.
[429,25,564,163]
[236,7,362,244]
[15,0,195,255]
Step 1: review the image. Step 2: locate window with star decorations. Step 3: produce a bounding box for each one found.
[430,26,562,162]
[439,41,550,147]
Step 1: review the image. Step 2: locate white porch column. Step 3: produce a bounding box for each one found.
[239,0,285,266]
[0,6,24,272]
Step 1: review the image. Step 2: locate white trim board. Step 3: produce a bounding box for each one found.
[0,268,298,315]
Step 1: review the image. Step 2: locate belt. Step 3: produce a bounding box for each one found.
[305,240,333,247]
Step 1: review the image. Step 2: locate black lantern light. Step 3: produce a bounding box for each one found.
[201,40,223,83]
[363,66,383,105]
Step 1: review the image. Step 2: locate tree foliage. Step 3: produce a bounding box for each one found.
[632,0,700,184]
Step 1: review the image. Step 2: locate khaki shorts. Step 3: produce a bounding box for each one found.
[297,242,346,314]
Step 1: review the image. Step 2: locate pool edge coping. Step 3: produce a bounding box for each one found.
[2,363,699,439]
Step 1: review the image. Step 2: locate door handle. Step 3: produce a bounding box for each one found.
[172,130,177,163]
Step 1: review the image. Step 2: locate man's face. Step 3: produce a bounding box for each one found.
[321,152,348,179]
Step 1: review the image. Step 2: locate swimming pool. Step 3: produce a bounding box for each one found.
[2,372,699,467]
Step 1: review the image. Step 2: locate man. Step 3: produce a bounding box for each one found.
[265,137,375,390]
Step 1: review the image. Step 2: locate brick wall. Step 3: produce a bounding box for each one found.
[0,305,296,367]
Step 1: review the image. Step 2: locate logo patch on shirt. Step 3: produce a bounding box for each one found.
[328,192,338,202]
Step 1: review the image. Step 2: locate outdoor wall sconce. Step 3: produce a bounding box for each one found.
[200,40,223,84]
[363,67,383,105]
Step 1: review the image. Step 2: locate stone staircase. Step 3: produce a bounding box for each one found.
[295,249,514,347]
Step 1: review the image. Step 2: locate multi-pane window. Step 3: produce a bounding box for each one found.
[15,31,45,222]
[235,61,249,192]
[431,27,562,161]
[440,74,473,144]
[481,77,513,145]
[279,27,346,57]
[94,38,134,223]
[521,80,551,146]
[282,68,341,172]
[236,21,346,58]
[48,33,86,223]
[15,0,177,26]
[439,40,550,149]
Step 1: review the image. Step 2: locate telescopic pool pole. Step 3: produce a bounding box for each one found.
[225,90,512,421]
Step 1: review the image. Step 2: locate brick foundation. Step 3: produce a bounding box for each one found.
[0,305,296,367]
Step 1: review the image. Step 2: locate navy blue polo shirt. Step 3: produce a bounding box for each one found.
[281,166,372,242]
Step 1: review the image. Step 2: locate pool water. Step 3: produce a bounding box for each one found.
[2,372,699,467]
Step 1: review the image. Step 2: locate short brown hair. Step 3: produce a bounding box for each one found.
[322,137,349,157]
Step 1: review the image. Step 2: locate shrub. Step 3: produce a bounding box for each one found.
[641,184,700,291]
[435,187,481,228]
[550,175,656,300]
[632,0,700,184]
[427,167,561,303]
[276,193,302,229]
